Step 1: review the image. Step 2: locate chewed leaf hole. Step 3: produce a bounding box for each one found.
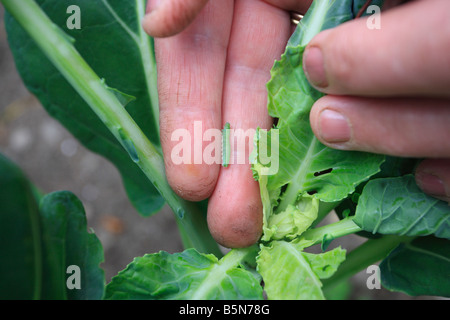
[307,190,318,196]
[314,168,333,177]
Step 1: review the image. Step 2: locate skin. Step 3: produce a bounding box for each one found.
[143,0,450,248]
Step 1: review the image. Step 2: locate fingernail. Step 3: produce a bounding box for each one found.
[303,46,328,88]
[416,172,447,198]
[319,109,351,143]
[146,0,162,14]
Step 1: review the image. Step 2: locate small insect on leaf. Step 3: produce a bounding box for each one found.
[222,122,231,168]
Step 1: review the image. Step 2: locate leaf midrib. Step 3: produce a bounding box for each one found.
[100,0,159,136]
[277,135,318,213]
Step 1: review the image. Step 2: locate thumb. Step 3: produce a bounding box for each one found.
[302,0,450,97]
[143,0,209,37]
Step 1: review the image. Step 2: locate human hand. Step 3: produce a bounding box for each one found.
[143,0,450,249]
[305,0,450,204]
[143,0,312,248]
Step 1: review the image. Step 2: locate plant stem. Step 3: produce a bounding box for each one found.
[135,0,160,138]
[2,0,221,256]
[190,245,259,299]
[355,0,373,19]
[297,217,363,248]
[322,235,412,290]
[219,245,259,269]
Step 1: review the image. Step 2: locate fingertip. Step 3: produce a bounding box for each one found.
[207,166,263,248]
[310,96,353,149]
[165,160,220,202]
[207,200,263,248]
[142,0,209,38]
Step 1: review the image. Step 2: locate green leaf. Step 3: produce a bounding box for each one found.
[269,114,385,206]
[104,248,263,300]
[302,248,346,279]
[334,156,418,239]
[5,0,164,217]
[254,0,385,219]
[380,237,450,297]
[0,153,105,300]
[287,0,357,48]
[264,194,319,241]
[256,241,345,300]
[0,154,42,300]
[267,46,321,121]
[354,175,450,239]
[39,191,105,300]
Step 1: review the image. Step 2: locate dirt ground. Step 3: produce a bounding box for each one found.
[0,6,440,300]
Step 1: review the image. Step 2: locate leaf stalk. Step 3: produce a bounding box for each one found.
[1,0,221,256]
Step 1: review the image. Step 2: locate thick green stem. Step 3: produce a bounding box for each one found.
[220,245,259,269]
[297,217,363,248]
[2,0,221,256]
[322,235,412,290]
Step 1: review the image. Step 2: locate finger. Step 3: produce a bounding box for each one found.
[207,0,291,248]
[415,159,450,204]
[303,0,450,97]
[310,95,450,158]
[264,0,312,14]
[142,0,209,38]
[155,0,233,201]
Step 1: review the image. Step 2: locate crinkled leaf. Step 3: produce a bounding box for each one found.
[267,113,385,204]
[104,248,263,300]
[256,241,345,300]
[302,247,346,279]
[267,46,322,121]
[5,0,164,217]
[380,237,450,297]
[254,0,385,218]
[264,195,319,241]
[257,242,324,300]
[354,175,450,239]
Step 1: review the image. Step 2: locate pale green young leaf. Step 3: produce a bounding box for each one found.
[264,195,319,241]
[254,0,385,217]
[302,247,346,279]
[256,241,346,300]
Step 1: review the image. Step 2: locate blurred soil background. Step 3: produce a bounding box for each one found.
[0,6,440,300]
